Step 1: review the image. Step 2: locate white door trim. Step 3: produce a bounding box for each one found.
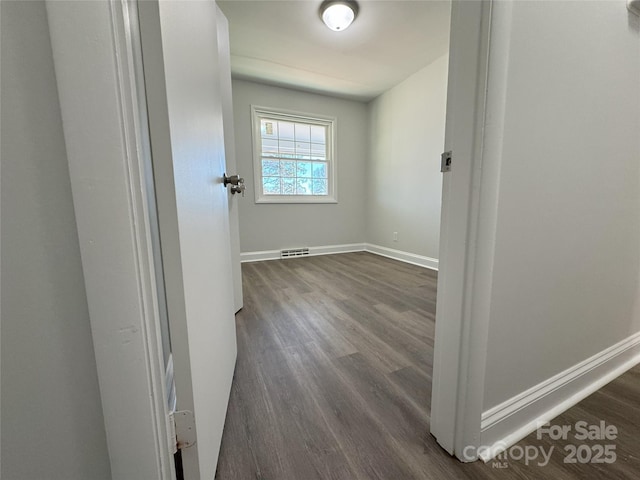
[46,1,174,478]
[430,0,494,461]
[217,5,244,313]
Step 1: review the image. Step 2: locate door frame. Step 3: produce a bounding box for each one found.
[46,0,174,478]
[430,0,495,462]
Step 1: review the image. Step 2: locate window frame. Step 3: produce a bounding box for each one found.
[251,105,338,204]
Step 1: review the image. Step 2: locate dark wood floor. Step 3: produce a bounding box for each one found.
[216,252,640,479]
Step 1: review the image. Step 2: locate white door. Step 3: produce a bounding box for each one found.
[138,1,238,477]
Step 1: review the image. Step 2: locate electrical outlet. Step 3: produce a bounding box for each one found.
[393,232,398,242]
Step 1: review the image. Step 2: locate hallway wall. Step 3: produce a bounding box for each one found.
[1,2,111,478]
[482,0,640,413]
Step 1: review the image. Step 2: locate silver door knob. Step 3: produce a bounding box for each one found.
[223,173,244,186]
[223,173,245,196]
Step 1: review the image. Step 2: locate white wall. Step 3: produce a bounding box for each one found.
[0,1,111,478]
[366,55,448,258]
[232,79,368,252]
[483,0,640,410]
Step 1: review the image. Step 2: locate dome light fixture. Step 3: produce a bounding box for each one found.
[320,0,359,32]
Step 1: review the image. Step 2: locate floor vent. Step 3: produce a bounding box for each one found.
[281,247,310,258]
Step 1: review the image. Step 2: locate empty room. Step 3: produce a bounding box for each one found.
[214,0,450,477]
[212,0,640,479]
[3,1,640,479]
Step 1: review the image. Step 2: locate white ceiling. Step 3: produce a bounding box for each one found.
[217,0,451,102]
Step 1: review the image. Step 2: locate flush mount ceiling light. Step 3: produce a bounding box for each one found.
[320,0,359,32]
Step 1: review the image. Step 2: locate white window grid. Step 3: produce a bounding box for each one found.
[251,106,337,204]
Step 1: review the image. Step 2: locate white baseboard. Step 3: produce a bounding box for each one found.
[240,242,439,271]
[311,243,366,256]
[365,243,439,271]
[240,249,280,263]
[479,331,640,461]
[240,243,365,263]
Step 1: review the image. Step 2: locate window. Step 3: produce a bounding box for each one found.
[251,106,337,203]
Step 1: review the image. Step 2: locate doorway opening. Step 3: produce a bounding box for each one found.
[215,0,451,476]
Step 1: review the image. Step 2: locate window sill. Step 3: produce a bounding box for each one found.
[255,195,338,204]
